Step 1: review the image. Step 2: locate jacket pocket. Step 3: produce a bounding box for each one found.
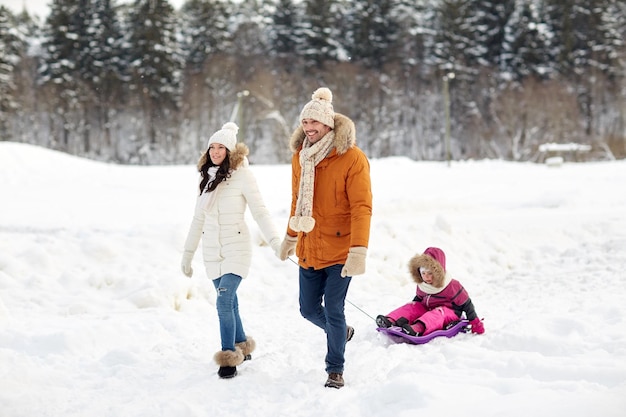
[318,217,351,260]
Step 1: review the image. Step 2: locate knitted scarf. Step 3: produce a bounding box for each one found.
[289,132,335,232]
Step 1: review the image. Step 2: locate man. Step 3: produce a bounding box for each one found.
[277,87,373,389]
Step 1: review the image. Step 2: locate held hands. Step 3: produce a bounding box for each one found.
[340,246,367,278]
[277,234,297,261]
[469,317,485,334]
[180,250,195,277]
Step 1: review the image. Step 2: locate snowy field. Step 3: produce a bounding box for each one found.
[1,141,625,417]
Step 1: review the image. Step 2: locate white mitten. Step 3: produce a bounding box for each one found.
[181,250,195,277]
[269,237,281,256]
[340,246,367,277]
[277,234,297,261]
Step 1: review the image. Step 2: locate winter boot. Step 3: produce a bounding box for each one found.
[324,372,345,389]
[218,365,237,379]
[235,337,256,361]
[394,317,409,328]
[400,320,425,337]
[400,321,417,336]
[375,315,394,328]
[214,347,245,379]
[346,326,355,342]
[444,320,461,330]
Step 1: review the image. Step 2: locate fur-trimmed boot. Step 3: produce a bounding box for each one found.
[214,347,245,379]
[235,337,256,361]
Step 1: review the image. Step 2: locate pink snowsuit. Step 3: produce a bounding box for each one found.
[386,247,479,336]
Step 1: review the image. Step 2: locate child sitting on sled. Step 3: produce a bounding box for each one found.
[376,246,485,336]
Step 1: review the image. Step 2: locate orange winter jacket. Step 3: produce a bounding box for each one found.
[286,113,373,270]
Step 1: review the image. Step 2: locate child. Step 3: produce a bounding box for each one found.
[376,247,484,336]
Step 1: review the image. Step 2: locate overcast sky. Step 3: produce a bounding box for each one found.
[1,0,186,18]
[1,0,48,17]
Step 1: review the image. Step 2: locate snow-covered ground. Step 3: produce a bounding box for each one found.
[1,141,625,417]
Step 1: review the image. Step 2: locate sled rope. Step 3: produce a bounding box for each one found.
[346,298,376,322]
[287,257,376,322]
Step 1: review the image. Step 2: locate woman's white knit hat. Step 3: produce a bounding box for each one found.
[207,122,238,151]
[299,87,335,128]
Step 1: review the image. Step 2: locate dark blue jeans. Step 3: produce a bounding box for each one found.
[212,273,246,352]
[299,264,352,374]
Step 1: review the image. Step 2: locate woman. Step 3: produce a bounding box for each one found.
[181,122,281,379]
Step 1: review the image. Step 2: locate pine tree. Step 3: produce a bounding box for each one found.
[544,0,624,135]
[544,0,622,78]
[431,0,475,78]
[344,0,401,69]
[433,0,516,75]
[78,0,126,94]
[465,0,516,68]
[39,0,83,86]
[268,0,299,58]
[500,0,554,82]
[394,0,435,71]
[229,0,268,59]
[39,0,89,150]
[126,0,183,147]
[0,6,26,140]
[179,0,231,73]
[300,0,345,68]
[73,0,126,154]
[38,0,126,155]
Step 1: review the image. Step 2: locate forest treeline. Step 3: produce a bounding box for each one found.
[0,0,624,165]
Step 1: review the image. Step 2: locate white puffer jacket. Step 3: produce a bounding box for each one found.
[183,145,280,280]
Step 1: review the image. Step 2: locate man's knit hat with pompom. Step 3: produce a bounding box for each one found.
[299,87,335,128]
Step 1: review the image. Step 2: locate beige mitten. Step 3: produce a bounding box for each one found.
[340,246,367,277]
[277,234,297,261]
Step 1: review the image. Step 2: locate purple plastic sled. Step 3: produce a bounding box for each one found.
[376,319,470,345]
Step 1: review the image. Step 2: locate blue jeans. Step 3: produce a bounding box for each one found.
[299,264,352,374]
[212,273,246,352]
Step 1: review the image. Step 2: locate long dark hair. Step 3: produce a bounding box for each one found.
[197,150,232,195]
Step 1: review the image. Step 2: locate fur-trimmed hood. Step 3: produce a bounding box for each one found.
[197,142,250,171]
[288,113,356,155]
[409,247,448,288]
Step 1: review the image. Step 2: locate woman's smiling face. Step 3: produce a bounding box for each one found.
[209,143,228,165]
